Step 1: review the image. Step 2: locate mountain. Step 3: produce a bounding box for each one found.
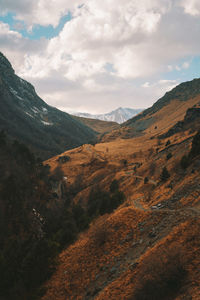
[100,78,200,142]
[1,71,200,299]
[43,86,200,299]
[0,52,96,159]
[73,115,119,134]
[124,78,200,131]
[72,107,143,124]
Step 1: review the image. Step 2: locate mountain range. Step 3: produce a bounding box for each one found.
[72,107,143,124]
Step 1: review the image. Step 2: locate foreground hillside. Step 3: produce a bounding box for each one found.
[0,52,96,159]
[43,91,200,299]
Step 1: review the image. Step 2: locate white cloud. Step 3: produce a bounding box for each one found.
[182,61,190,69]
[0,0,82,28]
[1,0,200,114]
[19,0,171,81]
[180,0,200,16]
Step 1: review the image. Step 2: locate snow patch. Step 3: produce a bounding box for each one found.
[41,120,53,126]
[32,107,40,114]
[10,87,24,101]
[25,112,34,118]
[42,107,48,113]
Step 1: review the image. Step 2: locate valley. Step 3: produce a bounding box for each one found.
[0,53,200,300]
[42,86,200,299]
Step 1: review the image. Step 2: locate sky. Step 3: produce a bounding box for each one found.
[1,0,200,114]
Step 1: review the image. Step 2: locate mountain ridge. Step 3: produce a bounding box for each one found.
[0,52,96,158]
[72,107,143,124]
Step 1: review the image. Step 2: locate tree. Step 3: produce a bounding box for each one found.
[160,167,170,182]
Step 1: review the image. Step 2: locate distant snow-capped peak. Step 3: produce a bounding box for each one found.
[72,107,143,124]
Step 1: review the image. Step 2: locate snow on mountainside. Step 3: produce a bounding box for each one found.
[0,52,96,158]
[72,107,143,124]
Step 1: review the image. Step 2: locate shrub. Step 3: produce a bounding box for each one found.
[166,152,172,160]
[122,159,128,167]
[165,140,171,146]
[160,167,170,182]
[149,162,156,176]
[144,177,149,184]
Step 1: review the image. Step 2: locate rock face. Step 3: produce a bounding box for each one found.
[0,52,96,158]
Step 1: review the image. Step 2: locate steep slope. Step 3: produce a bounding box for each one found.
[0,52,96,158]
[101,79,200,142]
[72,107,143,124]
[124,78,200,133]
[73,115,119,134]
[43,100,200,299]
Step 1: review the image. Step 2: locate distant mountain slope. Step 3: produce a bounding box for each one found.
[72,107,143,124]
[73,115,119,134]
[0,52,96,158]
[124,78,200,130]
[100,78,200,142]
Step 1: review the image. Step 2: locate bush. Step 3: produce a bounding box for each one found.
[160,167,170,182]
[122,159,128,167]
[165,140,171,146]
[166,152,172,160]
[149,162,156,176]
[144,177,149,184]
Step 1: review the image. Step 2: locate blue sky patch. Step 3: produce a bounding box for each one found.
[0,12,72,40]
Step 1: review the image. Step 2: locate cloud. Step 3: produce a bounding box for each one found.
[0,22,48,70]
[180,0,200,16]
[1,0,200,114]
[19,0,172,80]
[0,0,82,27]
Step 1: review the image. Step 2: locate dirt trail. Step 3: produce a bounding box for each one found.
[132,198,200,217]
[125,169,157,186]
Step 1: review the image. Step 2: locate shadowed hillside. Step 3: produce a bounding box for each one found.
[0,52,96,159]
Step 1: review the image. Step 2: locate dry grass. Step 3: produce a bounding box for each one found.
[42,94,200,300]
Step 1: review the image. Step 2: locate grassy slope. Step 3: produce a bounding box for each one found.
[73,115,119,134]
[42,92,200,299]
[101,79,200,142]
